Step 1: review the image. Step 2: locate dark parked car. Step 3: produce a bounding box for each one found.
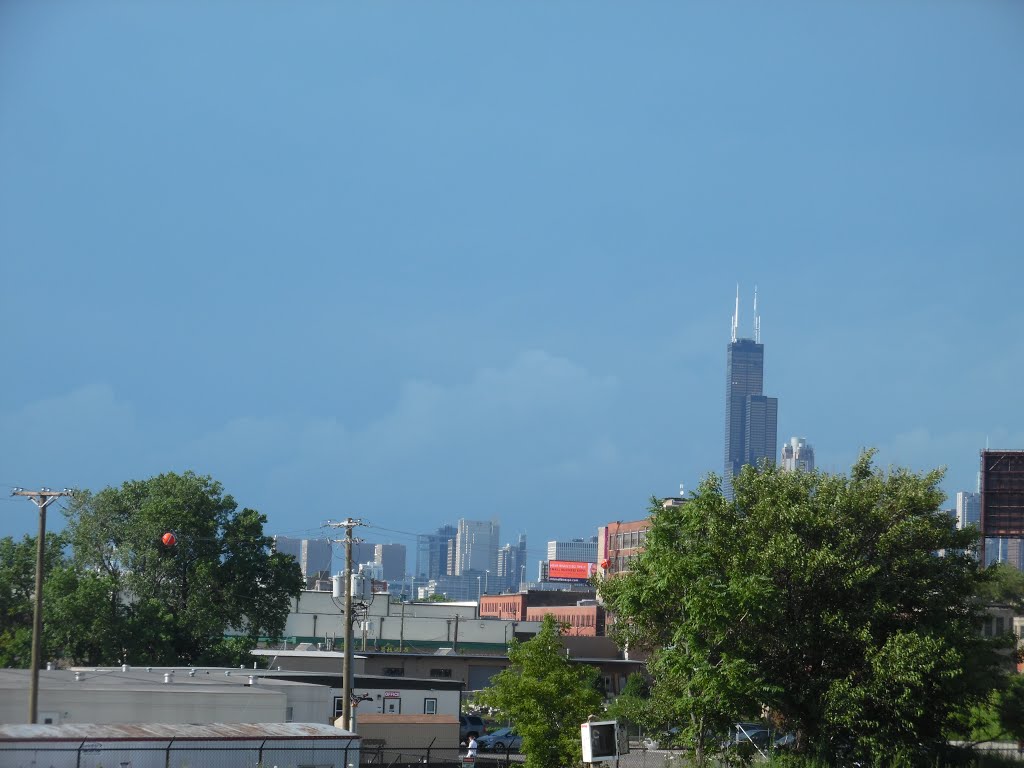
[722,723,772,750]
[460,714,486,742]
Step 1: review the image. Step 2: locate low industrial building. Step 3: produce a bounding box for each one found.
[524,603,605,636]
[354,714,460,760]
[0,722,359,768]
[258,641,644,697]
[279,590,542,653]
[0,668,330,726]
[479,589,597,621]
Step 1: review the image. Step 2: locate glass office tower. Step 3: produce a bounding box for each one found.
[724,296,778,500]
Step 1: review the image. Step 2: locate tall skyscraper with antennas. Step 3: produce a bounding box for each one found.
[724,287,778,500]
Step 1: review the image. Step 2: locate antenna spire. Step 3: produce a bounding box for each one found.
[753,285,761,343]
[731,285,739,343]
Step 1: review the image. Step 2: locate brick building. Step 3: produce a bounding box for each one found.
[597,518,651,576]
[525,604,605,636]
[479,589,597,622]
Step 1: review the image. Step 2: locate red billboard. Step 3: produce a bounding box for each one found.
[547,560,598,583]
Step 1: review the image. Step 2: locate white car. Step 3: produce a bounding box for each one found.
[642,728,681,750]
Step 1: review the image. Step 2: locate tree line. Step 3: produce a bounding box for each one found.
[478,453,1024,768]
[1,471,303,668]
[599,452,1024,766]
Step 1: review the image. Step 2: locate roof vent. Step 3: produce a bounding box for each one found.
[163,673,172,684]
[74,672,83,682]
[248,675,258,686]
[121,664,130,672]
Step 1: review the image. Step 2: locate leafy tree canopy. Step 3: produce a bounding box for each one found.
[975,562,1024,611]
[600,452,1004,767]
[0,532,67,667]
[475,614,603,768]
[51,471,303,666]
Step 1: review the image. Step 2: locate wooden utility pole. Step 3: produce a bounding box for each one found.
[11,487,73,724]
[326,518,362,731]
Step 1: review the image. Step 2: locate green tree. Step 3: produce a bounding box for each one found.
[975,562,1024,611]
[476,614,603,768]
[600,453,1003,767]
[0,532,70,667]
[996,674,1024,743]
[599,482,774,765]
[60,471,303,666]
[606,672,649,731]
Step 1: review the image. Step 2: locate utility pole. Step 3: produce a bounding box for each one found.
[326,518,362,732]
[12,487,72,724]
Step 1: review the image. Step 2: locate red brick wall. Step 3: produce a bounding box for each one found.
[480,594,526,620]
[525,605,605,636]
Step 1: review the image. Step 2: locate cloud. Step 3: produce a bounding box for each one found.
[825,426,1024,504]
[0,384,138,482]
[182,350,621,520]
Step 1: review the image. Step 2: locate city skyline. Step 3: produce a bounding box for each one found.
[2,3,1022,546]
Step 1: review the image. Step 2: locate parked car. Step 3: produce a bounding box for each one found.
[460,714,487,742]
[641,728,682,751]
[722,723,772,750]
[478,728,522,752]
[773,732,797,750]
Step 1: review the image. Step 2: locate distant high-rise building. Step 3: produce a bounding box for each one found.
[453,518,500,575]
[724,288,778,499]
[955,489,1015,567]
[374,543,407,581]
[781,437,815,472]
[273,536,332,585]
[547,537,598,563]
[496,534,528,593]
[415,524,457,580]
[956,491,981,530]
[351,542,378,568]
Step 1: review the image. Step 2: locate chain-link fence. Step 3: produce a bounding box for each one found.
[0,742,361,768]
[3,740,1022,768]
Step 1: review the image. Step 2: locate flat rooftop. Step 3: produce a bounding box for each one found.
[0,722,358,741]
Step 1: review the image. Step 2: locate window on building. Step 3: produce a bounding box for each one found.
[334,696,344,719]
[382,667,405,676]
[429,668,453,678]
[996,617,1006,635]
[424,698,437,715]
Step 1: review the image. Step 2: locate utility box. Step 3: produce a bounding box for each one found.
[581,720,619,763]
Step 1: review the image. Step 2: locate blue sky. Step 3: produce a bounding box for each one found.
[2,1,1022,568]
